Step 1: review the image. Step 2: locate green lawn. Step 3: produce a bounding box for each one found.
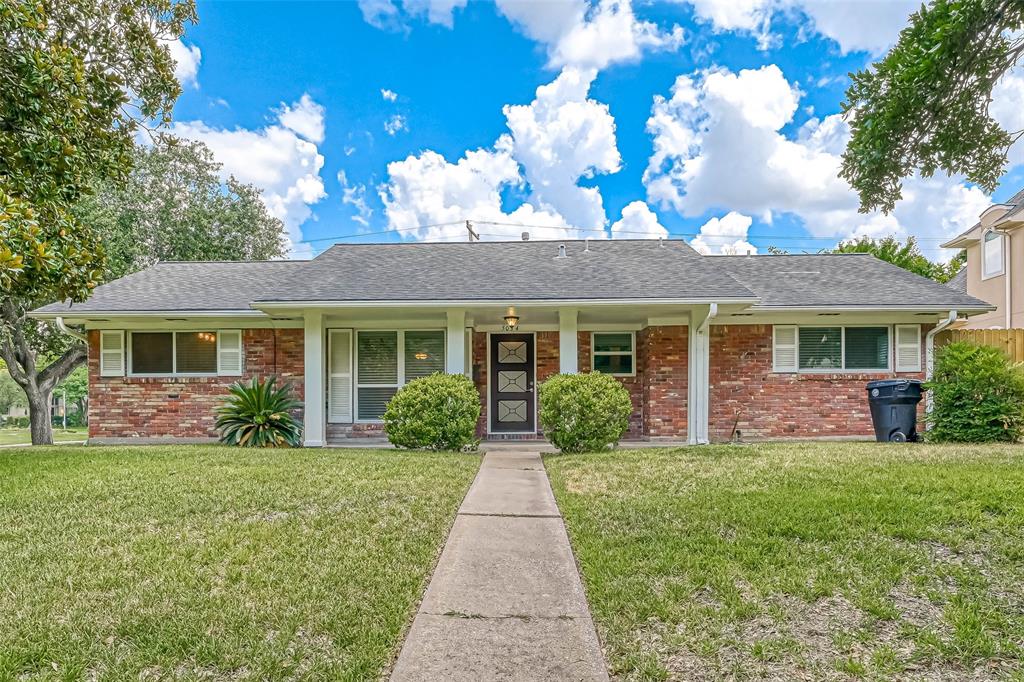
[0,427,87,446]
[0,446,479,680]
[546,443,1024,681]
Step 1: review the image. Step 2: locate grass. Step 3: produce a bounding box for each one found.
[0,446,479,681]
[545,443,1024,681]
[0,427,87,446]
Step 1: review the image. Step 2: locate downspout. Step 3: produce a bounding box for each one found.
[925,310,959,414]
[688,303,718,445]
[55,317,87,343]
[985,226,1012,328]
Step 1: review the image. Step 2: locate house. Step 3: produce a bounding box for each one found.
[31,239,992,445]
[941,188,1024,329]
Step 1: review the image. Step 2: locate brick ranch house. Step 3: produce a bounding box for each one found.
[32,240,993,445]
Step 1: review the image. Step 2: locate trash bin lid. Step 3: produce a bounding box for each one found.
[866,378,922,390]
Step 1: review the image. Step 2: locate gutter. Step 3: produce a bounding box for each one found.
[925,310,961,414]
[55,317,87,343]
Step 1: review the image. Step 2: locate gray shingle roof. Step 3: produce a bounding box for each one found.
[715,253,992,309]
[257,240,754,303]
[32,241,994,316]
[34,261,306,314]
[946,267,968,294]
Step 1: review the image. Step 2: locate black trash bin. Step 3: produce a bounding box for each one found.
[866,379,923,442]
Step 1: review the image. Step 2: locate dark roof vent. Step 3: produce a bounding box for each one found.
[521,231,530,241]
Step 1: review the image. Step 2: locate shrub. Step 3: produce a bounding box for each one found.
[383,373,480,451]
[216,376,303,447]
[539,372,632,453]
[926,341,1024,443]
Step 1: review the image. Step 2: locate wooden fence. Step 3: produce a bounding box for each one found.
[936,328,1024,363]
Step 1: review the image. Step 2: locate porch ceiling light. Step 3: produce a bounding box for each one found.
[503,307,520,330]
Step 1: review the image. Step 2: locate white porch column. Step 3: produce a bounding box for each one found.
[687,304,717,445]
[446,309,466,375]
[558,307,578,374]
[303,310,326,447]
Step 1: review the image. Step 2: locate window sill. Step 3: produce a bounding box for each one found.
[119,375,226,383]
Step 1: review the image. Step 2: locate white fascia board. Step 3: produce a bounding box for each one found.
[747,304,995,314]
[252,297,760,309]
[28,309,270,319]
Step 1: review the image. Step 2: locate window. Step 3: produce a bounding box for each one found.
[983,231,1004,278]
[774,326,891,372]
[592,332,635,375]
[128,331,228,376]
[356,330,445,420]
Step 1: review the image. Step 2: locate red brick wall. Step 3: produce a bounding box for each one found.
[640,325,689,438]
[708,324,926,441]
[88,328,304,439]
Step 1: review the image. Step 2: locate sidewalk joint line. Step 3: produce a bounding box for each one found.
[457,511,561,518]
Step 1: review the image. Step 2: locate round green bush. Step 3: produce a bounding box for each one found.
[383,373,481,450]
[539,372,632,453]
[925,341,1024,442]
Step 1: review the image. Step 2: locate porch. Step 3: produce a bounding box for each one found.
[276,301,732,448]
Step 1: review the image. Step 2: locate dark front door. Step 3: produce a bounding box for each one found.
[489,333,535,434]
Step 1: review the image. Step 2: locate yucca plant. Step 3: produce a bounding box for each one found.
[216,376,303,447]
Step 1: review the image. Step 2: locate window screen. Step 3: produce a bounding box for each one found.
[131,332,173,374]
[175,332,218,373]
[844,327,889,370]
[798,327,841,370]
[404,331,445,381]
[592,332,634,375]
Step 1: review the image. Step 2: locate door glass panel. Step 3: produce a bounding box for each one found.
[498,370,527,392]
[497,341,527,363]
[497,400,527,422]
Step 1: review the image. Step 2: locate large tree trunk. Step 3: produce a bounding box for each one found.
[28,393,52,445]
[0,300,87,445]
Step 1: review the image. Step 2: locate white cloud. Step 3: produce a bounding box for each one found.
[644,64,990,254]
[992,67,1024,167]
[357,0,466,30]
[381,88,399,102]
[690,211,756,254]
[684,0,918,55]
[379,67,624,240]
[277,94,326,144]
[384,114,408,136]
[338,171,374,227]
[503,67,620,229]
[167,39,201,87]
[170,94,328,257]
[610,201,668,238]
[496,0,684,70]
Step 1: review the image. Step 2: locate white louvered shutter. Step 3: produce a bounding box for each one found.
[894,325,922,372]
[99,331,125,377]
[217,330,243,375]
[329,330,353,423]
[773,325,798,372]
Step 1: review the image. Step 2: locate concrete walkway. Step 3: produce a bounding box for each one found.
[390,450,609,681]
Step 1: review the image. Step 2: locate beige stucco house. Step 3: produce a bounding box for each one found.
[942,188,1024,329]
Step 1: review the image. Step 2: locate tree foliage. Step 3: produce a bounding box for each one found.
[0,0,194,444]
[842,0,1024,213]
[77,137,288,279]
[831,235,965,282]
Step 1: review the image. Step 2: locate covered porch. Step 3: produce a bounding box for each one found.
[261,300,747,448]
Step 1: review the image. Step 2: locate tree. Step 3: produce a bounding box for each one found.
[841,0,1024,214]
[78,137,288,280]
[831,236,965,282]
[1,0,195,444]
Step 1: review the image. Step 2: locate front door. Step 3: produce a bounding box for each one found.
[489,333,535,434]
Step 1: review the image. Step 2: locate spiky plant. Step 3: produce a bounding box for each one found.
[215,376,303,447]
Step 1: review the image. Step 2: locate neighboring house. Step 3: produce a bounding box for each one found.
[941,188,1024,328]
[31,240,992,445]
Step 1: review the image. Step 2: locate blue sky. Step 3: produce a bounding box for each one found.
[166,0,1024,260]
